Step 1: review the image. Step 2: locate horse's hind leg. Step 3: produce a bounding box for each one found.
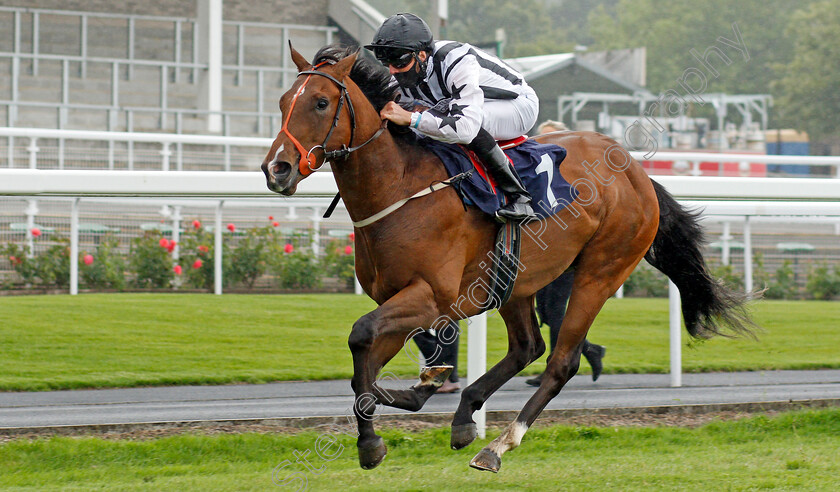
[469,255,638,473]
[450,296,545,450]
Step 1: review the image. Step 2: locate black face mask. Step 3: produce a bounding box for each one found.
[394,57,426,89]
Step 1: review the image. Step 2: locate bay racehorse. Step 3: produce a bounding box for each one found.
[261,44,758,473]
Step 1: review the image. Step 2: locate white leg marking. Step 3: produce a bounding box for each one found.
[487,421,529,456]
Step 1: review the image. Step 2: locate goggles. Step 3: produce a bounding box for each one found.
[374,48,415,69]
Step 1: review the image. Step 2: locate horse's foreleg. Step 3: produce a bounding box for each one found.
[451,297,544,450]
[348,280,439,470]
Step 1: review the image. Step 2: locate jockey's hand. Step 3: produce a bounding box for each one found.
[380,101,412,126]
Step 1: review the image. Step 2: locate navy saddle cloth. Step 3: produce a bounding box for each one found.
[419,136,575,219]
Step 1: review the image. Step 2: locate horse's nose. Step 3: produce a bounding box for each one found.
[262,158,293,187]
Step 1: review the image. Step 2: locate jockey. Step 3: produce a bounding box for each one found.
[365,13,538,223]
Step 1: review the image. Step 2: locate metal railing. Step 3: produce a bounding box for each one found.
[0,6,337,135]
[1,6,336,81]
[5,127,840,177]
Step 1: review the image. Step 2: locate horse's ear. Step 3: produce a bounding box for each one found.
[331,50,358,81]
[289,41,311,72]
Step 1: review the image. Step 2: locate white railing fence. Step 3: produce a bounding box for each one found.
[5,128,840,176]
[3,171,840,434]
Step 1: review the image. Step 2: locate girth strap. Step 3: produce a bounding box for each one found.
[352,171,472,228]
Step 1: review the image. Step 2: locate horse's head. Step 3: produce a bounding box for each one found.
[262,44,358,195]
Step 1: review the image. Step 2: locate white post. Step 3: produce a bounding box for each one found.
[214,200,224,295]
[27,137,38,169]
[70,198,80,295]
[721,221,732,266]
[743,216,753,292]
[668,280,681,387]
[160,142,171,171]
[468,313,487,439]
[615,284,624,298]
[172,205,182,261]
[354,274,363,295]
[197,0,223,132]
[311,208,321,256]
[25,199,38,258]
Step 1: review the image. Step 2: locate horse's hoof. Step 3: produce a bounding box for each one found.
[451,422,477,450]
[469,448,501,473]
[358,436,387,470]
[416,365,454,389]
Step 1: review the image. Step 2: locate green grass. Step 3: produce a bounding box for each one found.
[0,408,838,491]
[0,295,838,391]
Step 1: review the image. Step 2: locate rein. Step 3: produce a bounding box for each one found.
[280,60,466,229]
[281,64,386,177]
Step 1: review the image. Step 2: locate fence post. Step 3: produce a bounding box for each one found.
[743,216,753,292]
[25,199,38,258]
[80,14,88,78]
[160,66,168,129]
[467,313,487,439]
[27,137,39,169]
[236,23,245,86]
[160,142,172,171]
[172,205,182,261]
[311,208,322,256]
[214,200,224,295]
[721,221,732,266]
[174,20,182,84]
[31,12,40,76]
[70,198,80,295]
[6,136,12,168]
[127,17,135,80]
[669,280,681,387]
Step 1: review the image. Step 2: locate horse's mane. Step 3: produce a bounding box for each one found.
[313,45,397,113]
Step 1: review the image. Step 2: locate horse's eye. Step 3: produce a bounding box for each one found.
[316,98,329,110]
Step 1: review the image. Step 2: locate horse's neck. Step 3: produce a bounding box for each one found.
[333,131,446,224]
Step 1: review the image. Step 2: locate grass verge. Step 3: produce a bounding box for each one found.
[0,408,838,491]
[0,295,838,391]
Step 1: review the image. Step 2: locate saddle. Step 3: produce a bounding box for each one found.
[424,136,575,221]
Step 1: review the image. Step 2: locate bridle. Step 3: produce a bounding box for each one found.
[280,62,387,177]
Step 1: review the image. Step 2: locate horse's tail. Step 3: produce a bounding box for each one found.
[644,179,760,339]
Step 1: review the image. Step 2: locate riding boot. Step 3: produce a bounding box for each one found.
[468,129,536,223]
[582,341,606,382]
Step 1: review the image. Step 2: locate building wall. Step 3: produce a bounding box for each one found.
[0,0,329,24]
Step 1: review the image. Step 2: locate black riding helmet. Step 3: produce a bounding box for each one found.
[364,13,434,57]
